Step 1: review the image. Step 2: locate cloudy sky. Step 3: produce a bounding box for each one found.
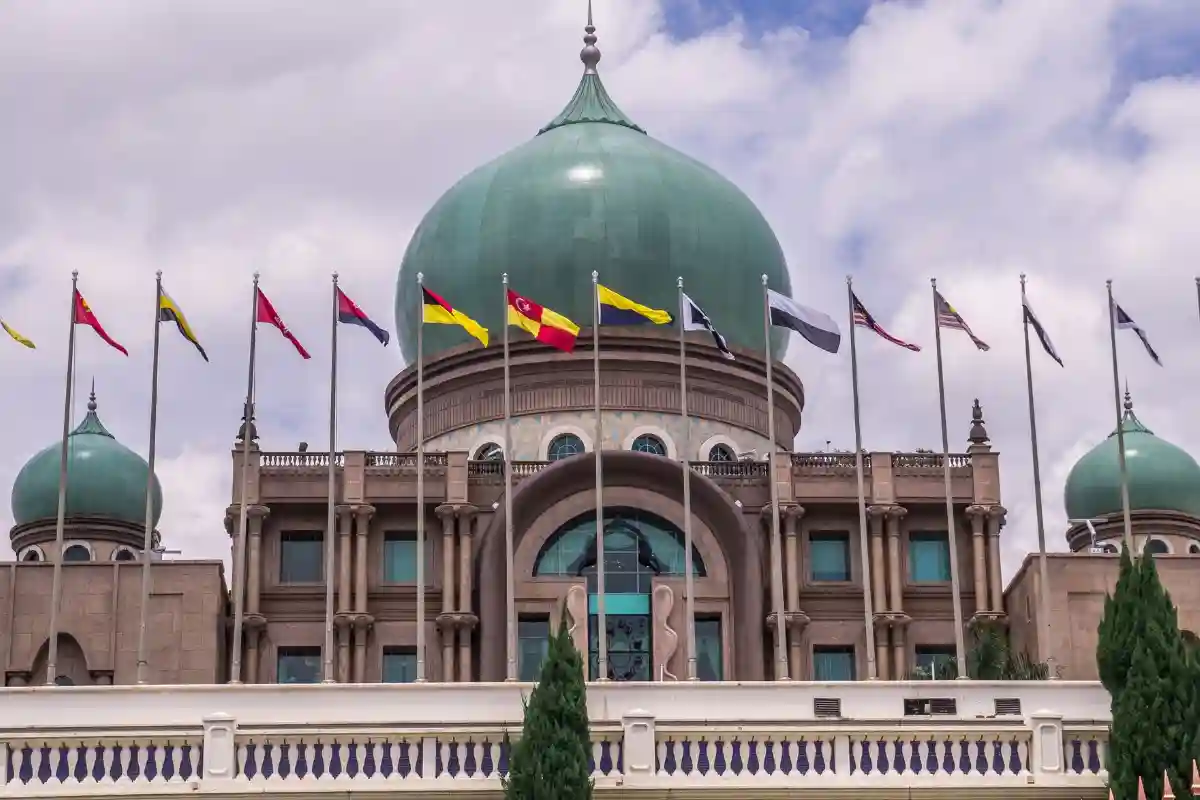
[1,0,1198,580]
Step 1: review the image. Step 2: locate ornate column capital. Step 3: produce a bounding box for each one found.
[353,504,376,525]
[965,504,989,519]
[456,503,478,520]
[866,504,890,519]
[247,504,271,519]
[434,503,458,520]
[783,504,805,521]
[987,505,1008,525]
[884,505,907,521]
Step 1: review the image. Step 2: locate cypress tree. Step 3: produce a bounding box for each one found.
[503,625,594,800]
[1097,547,1139,695]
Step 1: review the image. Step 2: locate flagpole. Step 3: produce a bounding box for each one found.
[502,273,517,681]
[1020,274,1055,673]
[761,274,790,681]
[230,272,260,684]
[134,273,165,685]
[1106,280,1135,551]
[930,279,968,676]
[45,270,80,685]
[415,272,427,682]
[591,271,608,681]
[846,277,878,680]
[322,273,339,683]
[678,277,697,681]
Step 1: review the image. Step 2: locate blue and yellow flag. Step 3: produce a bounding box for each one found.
[598,285,672,326]
[159,289,208,361]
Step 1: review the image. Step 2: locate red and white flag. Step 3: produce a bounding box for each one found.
[256,288,310,359]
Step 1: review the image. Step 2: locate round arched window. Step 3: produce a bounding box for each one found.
[21,548,43,562]
[1190,543,1200,555]
[62,544,91,563]
[474,442,503,461]
[1146,538,1171,555]
[113,548,137,562]
[708,444,735,462]
[1100,544,1119,554]
[547,433,585,461]
[54,675,75,686]
[631,434,667,456]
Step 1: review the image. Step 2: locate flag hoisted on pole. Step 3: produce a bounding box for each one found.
[415,273,428,682]
[590,271,608,681]
[677,277,697,680]
[760,275,790,680]
[1020,274,1061,673]
[1106,281,1139,552]
[230,274,261,684]
[135,273,208,685]
[845,277,878,680]
[501,273,517,680]
[930,280,972,677]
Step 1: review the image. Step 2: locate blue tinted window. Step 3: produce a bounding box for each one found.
[631,434,666,455]
[810,533,851,582]
[277,647,321,684]
[280,532,322,583]
[534,509,705,580]
[382,649,417,683]
[909,532,951,582]
[518,618,550,681]
[696,617,723,681]
[813,646,855,681]
[547,434,584,461]
[384,533,426,583]
[915,646,957,679]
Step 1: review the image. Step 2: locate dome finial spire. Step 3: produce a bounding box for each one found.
[1124,382,1133,414]
[88,377,97,412]
[581,0,601,75]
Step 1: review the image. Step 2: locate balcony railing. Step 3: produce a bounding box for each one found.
[0,682,1108,797]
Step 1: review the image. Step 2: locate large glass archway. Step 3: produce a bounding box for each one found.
[535,508,706,681]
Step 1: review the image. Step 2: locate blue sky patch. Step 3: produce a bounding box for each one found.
[662,0,873,41]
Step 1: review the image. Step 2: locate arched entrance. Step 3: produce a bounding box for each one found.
[535,508,705,680]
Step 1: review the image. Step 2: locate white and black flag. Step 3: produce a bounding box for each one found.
[682,293,734,359]
[767,288,841,354]
[1115,303,1162,366]
[1022,297,1063,366]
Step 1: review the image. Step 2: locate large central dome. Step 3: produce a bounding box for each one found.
[396,19,791,362]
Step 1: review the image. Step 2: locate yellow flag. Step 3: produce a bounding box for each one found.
[1,319,35,349]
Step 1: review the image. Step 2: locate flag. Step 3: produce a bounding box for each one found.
[507,289,579,352]
[256,288,310,359]
[767,288,841,354]
[1022,297,1062,367]
[934,290,989,351]
[422,286,488,347]
[74,290,128,355]
[337,287,389,346]
[1,319,34,349]
[1115,303,1162,366]
[681,293,733,359]
[159,289,208,361]
[597,285,672,325]
[852,293,920,351]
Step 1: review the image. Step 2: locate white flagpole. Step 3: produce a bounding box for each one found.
[323,273,339,683]
[230,272,260,684]
[45,270,80,685]
[846,276,877,680]
[416,272,427,682]
[679,277,697,680]
[134,273,165,685]
[502,273,517,680]
[591,272,608,681]
[1106,280,1135,552]
[761,274,790,681]
[930,278,968,676]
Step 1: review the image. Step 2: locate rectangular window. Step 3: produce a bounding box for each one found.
[279,532,323,583]
[813,645,856,681]
[914,645,958,679]
[276,646,321,684]
[909,531,951,582]
[810,532,851,582]
[383,533,426,584]
[382,648,418,683]
[518,617,550,681]
[695,616,723,681]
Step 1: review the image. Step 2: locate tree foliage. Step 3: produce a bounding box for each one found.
[503,625,594,800]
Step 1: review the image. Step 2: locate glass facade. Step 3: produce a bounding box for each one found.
[277,647,321,684]
[810,532,851,582]
[909,532,951,582]
[382,648,418,683]
[279,532,323,583]
[813,646,855,681]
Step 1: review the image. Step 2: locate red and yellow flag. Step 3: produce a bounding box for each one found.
[422,287,488,347]
[74,290,127,355]
[507,289,578,352]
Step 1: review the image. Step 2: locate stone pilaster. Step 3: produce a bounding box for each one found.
[885,506,910,678]
[761,504,806,680]
[966,505,989,618]
[435,504,457,682]
[334,505,354,683]
[987,506,1007,615]
[352,504,375,683]
[457,506,478,682]
[783,505,805,678]
[866,505,890,679]
[244,505,269,684]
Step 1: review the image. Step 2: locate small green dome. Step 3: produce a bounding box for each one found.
[396,30,791,362]
[11,393,163,528]
[1064,395,1200,520]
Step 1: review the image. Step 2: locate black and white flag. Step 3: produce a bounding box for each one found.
[682,293,734,359]
[767,289,841,354]
[1022,297,1063,366]
[1115,303,1162,366]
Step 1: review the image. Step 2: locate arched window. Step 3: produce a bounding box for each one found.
[113,547,138,562]
[547,433,584,461]
[1190,543,1200,555]
[20,547,43,562]
[54,675,75,686]
[62,544,91,563]
[631,434,666,456]
[1146,538,1171,555]
[1100,543,1119,554]
[474,442,503,461]
[708,444,735,462]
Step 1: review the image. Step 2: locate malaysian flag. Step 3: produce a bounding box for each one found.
[852,292,920,351]
[934,290,989,351]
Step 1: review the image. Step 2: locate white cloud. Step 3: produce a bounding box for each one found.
[0,0,1197,586]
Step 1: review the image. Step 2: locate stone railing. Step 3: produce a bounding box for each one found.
[892,453,972,475]
[258,452,344,469]
[0,682,1109,797]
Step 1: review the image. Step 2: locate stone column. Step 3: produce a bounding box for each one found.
[965,505,988,616]
[245,506,269,684]
[435,504,457,682]
[886,506,908,678]
[866,505,889,679]
[335,505,353,683]
[783,505,805,678]
[457,507,478,682]
[352,505,375,683]
[987,506,1007,613]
